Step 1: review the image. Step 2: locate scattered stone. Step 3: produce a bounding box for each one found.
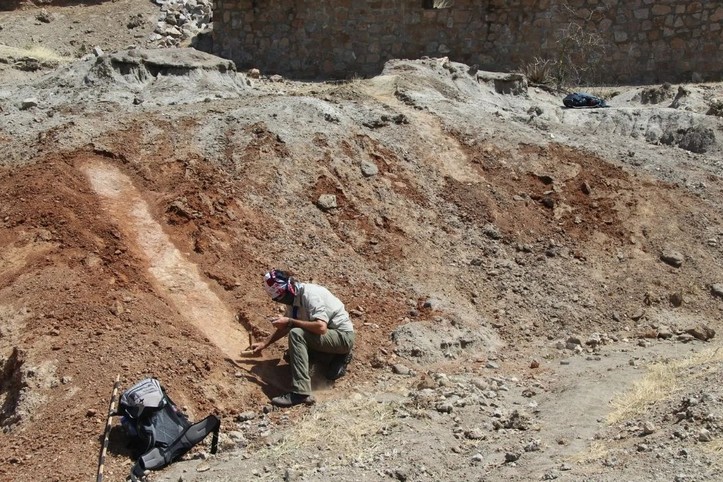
[515,243,533,253]
[86,408,97,417]
[492,410,531,430]
[235,411,256,422]
[392,364,411,375]
[685,325,715,341]
[20,98,38,110]
[698,428,712,442]
[660,250,684,267]
[422,298,441,310]
[641,421,656,435]
[669,291,684,307]
[504,452,520,463]
[657,325,674,339]
[168,199,198,220]
[363,118,388,129]
[565,336,582,349]
[465,429,485,440]
[630,309,645,321]
[585,333,603,347]
[522,388,536,397]
[580,181,592,195]
[360,161,379,177]
[530,359,539,369]
[471,378,490,391]
[316,194,338,211]
[127,14,144,29]
[390,113,409,124]
[36,9,53,23]
[524,439,541,452]
[110,300,124,316]
[711,284,723,299]
[392,469,408,481]
[482,223,502,240]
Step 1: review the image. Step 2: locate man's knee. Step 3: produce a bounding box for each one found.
[288,327,306,343]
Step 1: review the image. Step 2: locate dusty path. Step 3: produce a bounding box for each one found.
[508,342,702,481]
[83,160,250,358]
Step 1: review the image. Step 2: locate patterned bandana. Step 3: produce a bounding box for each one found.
[263,269,293,300]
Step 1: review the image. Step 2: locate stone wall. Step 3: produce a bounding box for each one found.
[211,0,723,84]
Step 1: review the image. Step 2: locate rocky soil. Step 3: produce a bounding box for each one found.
[1,2,723,482]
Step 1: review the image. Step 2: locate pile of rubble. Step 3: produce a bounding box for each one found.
[147,0,212,48]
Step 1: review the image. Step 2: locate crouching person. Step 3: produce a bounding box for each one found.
[250,269,355,407]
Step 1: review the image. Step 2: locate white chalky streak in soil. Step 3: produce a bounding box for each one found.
[83,161,249,358]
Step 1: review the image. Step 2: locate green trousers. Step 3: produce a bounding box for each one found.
[288,327,355,395]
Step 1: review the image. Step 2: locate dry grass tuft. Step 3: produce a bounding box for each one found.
[702,436,723,471]
[572,347,723,465]
[707,437,723,452]
[260,394,397,463]
[0,44,72,63]
[520,57,555,86]
[568,441,610,464]
[607,347,723,425]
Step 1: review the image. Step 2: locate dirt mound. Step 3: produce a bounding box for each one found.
[8,48,249,108]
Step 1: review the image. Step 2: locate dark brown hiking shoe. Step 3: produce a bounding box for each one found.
[326,351,353,381]
[271,392,315,408]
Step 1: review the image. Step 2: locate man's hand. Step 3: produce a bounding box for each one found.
[270,316,292,329]
[250,342,266,354]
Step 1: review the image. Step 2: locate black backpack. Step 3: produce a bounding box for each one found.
[117,378,220,480]
[562,92,609,108]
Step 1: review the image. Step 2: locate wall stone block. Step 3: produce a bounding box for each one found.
[652,5,672,16]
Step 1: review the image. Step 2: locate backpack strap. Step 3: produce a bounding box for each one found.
[130,415,220,479]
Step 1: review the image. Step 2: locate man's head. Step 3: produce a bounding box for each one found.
[263,269,297,305]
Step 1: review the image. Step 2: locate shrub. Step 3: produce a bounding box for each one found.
[520,57,555,86]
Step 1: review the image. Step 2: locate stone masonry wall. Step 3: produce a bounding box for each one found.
[212,0,723,84]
